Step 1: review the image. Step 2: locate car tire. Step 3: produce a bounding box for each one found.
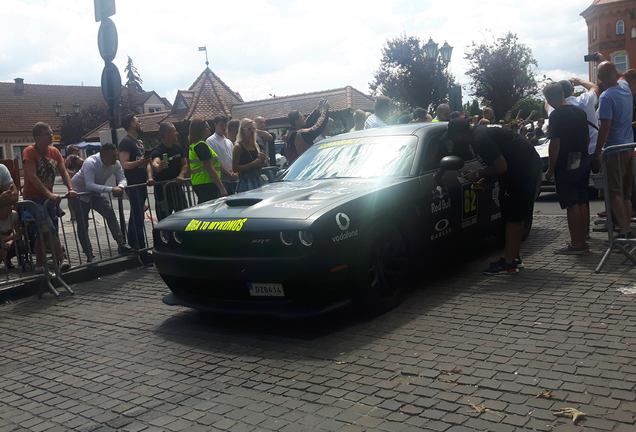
[355,223,408,313]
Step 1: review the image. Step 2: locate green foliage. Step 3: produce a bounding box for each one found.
[512,96,545,120]
[370,35,454,111]
[465,32,538,120]
[60,104,109,145]
[469,99,481,116]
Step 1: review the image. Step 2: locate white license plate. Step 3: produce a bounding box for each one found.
[248,283,285,297]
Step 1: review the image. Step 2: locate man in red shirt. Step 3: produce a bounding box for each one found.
[23,122,77,272]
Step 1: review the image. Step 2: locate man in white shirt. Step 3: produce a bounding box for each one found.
[560,79,600,155]
[206,116,238,194]
[364,96,391,129]
[70,143,130,262]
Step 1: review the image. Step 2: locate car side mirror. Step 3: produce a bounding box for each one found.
[434,156,464,187]
[440,156,464,171]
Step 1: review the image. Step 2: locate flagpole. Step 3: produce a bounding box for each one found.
[198,45,209,67]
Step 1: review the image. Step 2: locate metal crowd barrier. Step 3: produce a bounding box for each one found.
[0,170,280,296]
[595,142,636,273]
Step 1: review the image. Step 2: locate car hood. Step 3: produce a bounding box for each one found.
[168,178,407,221]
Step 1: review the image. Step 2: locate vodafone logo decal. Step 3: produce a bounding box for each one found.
[336,213,350,231]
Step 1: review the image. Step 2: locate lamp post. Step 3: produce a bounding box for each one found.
[423,37,459,111]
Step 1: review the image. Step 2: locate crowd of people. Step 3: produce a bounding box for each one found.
[2,56,634,275]
[445,59,635,275]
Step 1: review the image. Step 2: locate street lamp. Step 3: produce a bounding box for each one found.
[439,41,453,64]
[423,37,438,60]
[423,37,453,64]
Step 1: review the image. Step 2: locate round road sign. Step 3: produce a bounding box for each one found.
[97,18,118,62]
[101,62,122,104]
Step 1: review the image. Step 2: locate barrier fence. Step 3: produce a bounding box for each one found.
[595,143,636,273]
[0,178,201,295]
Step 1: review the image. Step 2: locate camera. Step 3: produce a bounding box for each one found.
[584,52,601,62]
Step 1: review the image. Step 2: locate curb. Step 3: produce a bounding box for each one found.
[0,254,151,302]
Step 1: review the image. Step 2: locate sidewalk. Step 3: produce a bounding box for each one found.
[0,215,634,432]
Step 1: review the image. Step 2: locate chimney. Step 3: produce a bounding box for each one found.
[14,78,24,94]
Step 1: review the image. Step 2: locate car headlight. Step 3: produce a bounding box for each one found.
[280,231,295,246]
[159,230,170,244]
[298,230,314,247]
[173,231,183,245]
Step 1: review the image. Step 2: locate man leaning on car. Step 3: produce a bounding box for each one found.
[447,118,541,275]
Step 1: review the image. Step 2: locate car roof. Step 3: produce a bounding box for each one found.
[319,122,448,143]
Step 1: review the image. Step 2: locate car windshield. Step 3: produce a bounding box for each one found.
[284,135,417,181]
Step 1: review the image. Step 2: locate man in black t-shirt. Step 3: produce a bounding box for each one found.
[118,114,152,263]
[448,119,541,275]
[544,82,591,254]
[149,122,188,220]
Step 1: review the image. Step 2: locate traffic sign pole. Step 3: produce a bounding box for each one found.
[95,1,121,146]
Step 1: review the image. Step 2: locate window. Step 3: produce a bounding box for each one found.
[593,26,597,41]
[632,27,636,38]
[616,20,625,35]
[11,145,29,169]
[612,52,628,72]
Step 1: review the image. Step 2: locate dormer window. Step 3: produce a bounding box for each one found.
[616,20,625,35]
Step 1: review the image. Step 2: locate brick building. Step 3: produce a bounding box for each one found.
[581,0,636,81]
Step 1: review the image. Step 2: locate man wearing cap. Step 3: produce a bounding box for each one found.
[447,119,541,275]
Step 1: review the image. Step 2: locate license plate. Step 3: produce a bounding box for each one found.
[248,283,285,297]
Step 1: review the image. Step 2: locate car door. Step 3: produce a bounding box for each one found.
[417,130,464,251]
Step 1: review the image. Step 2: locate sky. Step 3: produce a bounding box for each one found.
[0,0,592,105]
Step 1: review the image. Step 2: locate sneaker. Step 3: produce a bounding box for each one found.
[60,260,71,273]
[483,258,519,275]
[554,244,589,255]
[513,257,524,269]
[139,251,153,267]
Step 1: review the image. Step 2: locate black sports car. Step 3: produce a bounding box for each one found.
[154,123,503,317]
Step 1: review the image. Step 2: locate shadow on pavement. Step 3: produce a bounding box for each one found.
[153,227,567,357]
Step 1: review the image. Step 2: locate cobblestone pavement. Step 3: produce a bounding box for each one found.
[1,215,635,432]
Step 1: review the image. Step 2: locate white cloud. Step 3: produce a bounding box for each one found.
[0,0,592,104]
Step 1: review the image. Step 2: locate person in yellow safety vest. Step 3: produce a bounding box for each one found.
[187,119,228,203]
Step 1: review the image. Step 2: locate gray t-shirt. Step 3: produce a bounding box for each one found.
[0,164,13,190]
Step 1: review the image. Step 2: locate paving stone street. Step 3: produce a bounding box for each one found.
[1,215,635,432]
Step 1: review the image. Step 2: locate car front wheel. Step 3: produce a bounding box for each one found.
[355,223,408,313]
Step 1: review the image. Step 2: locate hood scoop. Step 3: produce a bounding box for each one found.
[225,198,263,207]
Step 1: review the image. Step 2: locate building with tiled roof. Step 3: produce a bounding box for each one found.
[0,78,106,163]
[581,0,636,81]
[232,86,374,129]
[85,67,375,145]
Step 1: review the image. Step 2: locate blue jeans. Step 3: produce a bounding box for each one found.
[126,187,147,250]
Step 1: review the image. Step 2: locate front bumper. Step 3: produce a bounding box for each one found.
[153,249,358,317]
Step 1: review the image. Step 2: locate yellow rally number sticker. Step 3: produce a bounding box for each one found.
[184,218,248,232]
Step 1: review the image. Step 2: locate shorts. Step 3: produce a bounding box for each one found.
[22,198,60,238]
[500,156,542,223]
[555,160,591,210]
[606,150,634,199]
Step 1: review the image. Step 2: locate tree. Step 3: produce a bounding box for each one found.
[464,32,538,120]
[60,104,110,145]
[469,99,481,116]
[124,56,143,92]
[511,96,546,120]
[370,35,454,111]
